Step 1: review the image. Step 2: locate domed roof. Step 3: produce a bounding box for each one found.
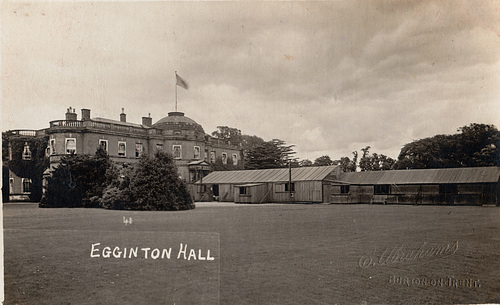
[152,112,205,133]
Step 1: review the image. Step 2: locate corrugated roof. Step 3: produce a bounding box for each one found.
[338,167,500,185]
[198,166,339,184]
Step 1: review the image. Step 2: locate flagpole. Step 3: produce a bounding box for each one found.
[175,71,178,112]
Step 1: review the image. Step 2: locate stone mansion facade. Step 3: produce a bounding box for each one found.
[4,107,242,200]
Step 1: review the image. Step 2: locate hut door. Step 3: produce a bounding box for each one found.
[213,184,219,201]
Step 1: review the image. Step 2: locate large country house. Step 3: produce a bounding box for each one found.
[3,107,242,200]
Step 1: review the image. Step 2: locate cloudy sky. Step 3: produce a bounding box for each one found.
[2,0,500,161]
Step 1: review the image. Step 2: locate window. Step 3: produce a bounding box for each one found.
[340,185,350,194]
[194,146,201,159]
[239,187,247,195]
[232,153,238,165]
[204,150,208,161]
[156,143,164,151]
[99,139,108,152]
[65,138,76,154]
[22,142,32,160]
[198,185,206,193]
[135,143,143,158]
[374,185,390,195]
[210,151,216,163]
[118,141,126,157]
[49,139,56,155]
[9,178,14,194]
[22,178,32,193]
[172,145,182,159]
[222,152,228,164]
[276,183,295,192]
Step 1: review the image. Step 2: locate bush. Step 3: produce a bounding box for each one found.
[99,163,134,210]
[128,151,194,211]
[40,149,194,211]
[40,148,110,208]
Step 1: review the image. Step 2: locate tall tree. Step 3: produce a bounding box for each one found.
[394,123,500,169]
[338,156,353,172]
[244,139,296,169]
[314,155,335,166]
[376,154,396,170]
[456,123,500,167]
[273,139,297,165]
[358,147,396,171]
[358,146,372,171]
[349,151,358,172]
[128,151,194,210]
[299,159,313,167]
[211,126,242,145]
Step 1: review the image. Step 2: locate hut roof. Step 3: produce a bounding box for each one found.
[337,167,500,185]
[198,166,339,184]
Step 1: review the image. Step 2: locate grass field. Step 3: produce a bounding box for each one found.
[3,202,500,305]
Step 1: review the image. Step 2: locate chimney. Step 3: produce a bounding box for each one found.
[81,109,91,121]
[65,107,77,121]
[142,113,152,127]
[120,108,126,122]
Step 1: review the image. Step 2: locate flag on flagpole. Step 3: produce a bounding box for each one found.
[176,73,189,90]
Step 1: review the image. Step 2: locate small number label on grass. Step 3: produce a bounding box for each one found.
[123,216,133,225]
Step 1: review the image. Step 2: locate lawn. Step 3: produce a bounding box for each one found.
[3,202,500,304]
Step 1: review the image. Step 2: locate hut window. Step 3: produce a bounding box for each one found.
[99,139,108,152]
[22,178,32,193]
[285,183,295,192]
[65,138,76,154]
[374,185,390,195]
[232,153,238,165]
[172,145,182,159]
[194,146,201,159]
[341,185,350,194]
[118,141,126,157]
[239,187,248,195]
[222,152,228,164]
[22,142,32,160]
[439,184,458,194]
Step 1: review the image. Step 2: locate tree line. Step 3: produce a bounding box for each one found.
[211,123,500,171]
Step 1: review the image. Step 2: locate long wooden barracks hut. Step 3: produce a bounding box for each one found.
[192,165,342,203]
[331,167,500,206]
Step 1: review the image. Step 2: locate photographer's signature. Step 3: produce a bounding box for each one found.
[359,241,458,268]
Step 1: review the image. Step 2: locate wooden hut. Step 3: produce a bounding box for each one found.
[193,166,341,203]
[332,167,500,206]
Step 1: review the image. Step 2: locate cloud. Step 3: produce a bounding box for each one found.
[2,1,499,163]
